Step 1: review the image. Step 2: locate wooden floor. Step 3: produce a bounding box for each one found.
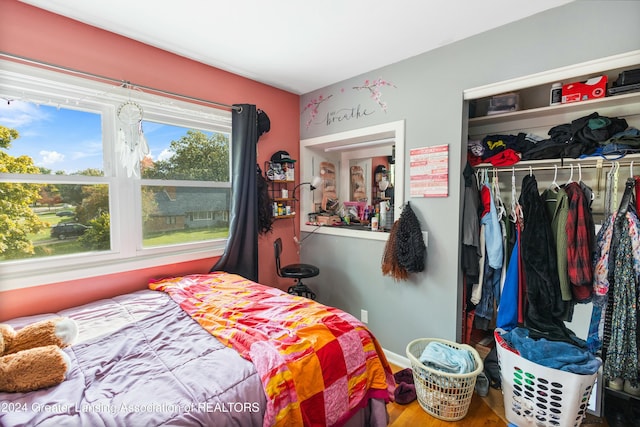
[387,363,506,427]
[386,363,610,427]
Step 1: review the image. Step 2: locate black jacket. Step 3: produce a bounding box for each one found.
[519,174,582,345]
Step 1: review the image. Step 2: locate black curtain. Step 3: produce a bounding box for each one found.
[210,104,258,281]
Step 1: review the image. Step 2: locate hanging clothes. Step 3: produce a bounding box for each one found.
[592,214,616,297]
[508,169,526,326]
[470,171,492,307]
[492,171,508,294]
[541,186,571,301]
[470,227,486,306]
[542,185,573,322]
[564,181,595,302]
[590,212,640,355]
[496,227,521,331]
[603,211,639,386]
[474,180,504,329]
[589,178,640,384]
[480,182,504,270]
[461,164,482,343]
[475,250,501,330]
[635,175,640,213]
[461,163,481,279]
[519,174,581,345]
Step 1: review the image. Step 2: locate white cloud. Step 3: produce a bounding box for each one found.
[40,150,65,165]
[0,100,49,128]
[157,148,174,161]
[70,140,103,160]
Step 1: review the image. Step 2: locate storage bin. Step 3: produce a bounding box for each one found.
[494,330,598,427]
[406,338,483,421]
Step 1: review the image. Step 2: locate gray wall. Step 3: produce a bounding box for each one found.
[298,0,640,357]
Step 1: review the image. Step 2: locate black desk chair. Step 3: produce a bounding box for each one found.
[274,237,319,300]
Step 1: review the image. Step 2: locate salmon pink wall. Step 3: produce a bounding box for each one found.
[0,0,301,319]
[0,258,218,322]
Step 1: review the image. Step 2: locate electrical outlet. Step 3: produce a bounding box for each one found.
[360,309,368,324]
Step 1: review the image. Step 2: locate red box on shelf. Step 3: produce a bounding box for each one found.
[562,76,608,104]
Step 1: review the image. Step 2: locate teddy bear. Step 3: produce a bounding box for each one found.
[0,317,78,393]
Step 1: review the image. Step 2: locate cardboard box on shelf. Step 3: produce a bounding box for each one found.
[562,76,608,104]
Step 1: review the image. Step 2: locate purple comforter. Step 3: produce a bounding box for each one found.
[0,290,267,426]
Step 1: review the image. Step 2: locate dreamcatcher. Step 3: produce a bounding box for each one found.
[116,101,149,178]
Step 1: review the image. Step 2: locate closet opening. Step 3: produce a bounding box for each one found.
[459,50,640,419]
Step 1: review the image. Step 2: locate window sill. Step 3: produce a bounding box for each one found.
[0,246,224,291]
[300,223,390,241]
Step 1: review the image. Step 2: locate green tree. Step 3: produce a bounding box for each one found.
[0,126,19,148]
[143,130,229,181]
[0,125,47,257]
[58,168,104,206]
[78,212,110,250]
[38,186,63,210]
[141,186,159,234]
[75,184,109,224]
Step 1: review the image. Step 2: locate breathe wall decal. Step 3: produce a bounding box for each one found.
[302,77,397,129]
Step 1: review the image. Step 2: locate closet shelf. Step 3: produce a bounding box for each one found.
[469,91,640,137]
[473,153,640,171]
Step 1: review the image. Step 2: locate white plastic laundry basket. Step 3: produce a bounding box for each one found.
[494,330,598,427]
[406,338,483,421]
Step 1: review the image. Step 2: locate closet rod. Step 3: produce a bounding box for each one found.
[483,159,638,173]
[0,51,241,112]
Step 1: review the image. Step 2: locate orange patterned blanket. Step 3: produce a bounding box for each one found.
[149,272,395,426]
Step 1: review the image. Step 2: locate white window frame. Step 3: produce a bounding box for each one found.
[0,61,232,291]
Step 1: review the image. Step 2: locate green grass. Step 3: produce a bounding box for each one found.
[3,207,228,261]
[33,240,83,257]
[1,239,80,261]
[143,227,228,246]
[29,211,72,242]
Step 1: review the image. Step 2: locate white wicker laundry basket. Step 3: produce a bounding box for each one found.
[406,338,484,421]
[494,330,598,427]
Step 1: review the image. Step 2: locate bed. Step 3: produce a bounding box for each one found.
[0,272,394,427]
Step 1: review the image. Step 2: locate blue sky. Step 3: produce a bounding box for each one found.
[0,100,194,174]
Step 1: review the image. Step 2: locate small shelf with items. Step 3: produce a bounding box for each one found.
[267,179,296,219]
[265,151,297,220]
[274,214,295,219]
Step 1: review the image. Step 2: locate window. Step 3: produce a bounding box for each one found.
[0,61,232,290]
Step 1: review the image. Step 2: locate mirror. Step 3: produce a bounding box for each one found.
[341,149,396,230]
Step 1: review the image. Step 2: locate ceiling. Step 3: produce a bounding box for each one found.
[20,0,574,95]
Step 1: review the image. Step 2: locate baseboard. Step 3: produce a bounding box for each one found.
[383,347,410,369]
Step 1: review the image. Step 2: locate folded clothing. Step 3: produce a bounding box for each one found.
[419,341,476,374]
[484,148,521,166]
